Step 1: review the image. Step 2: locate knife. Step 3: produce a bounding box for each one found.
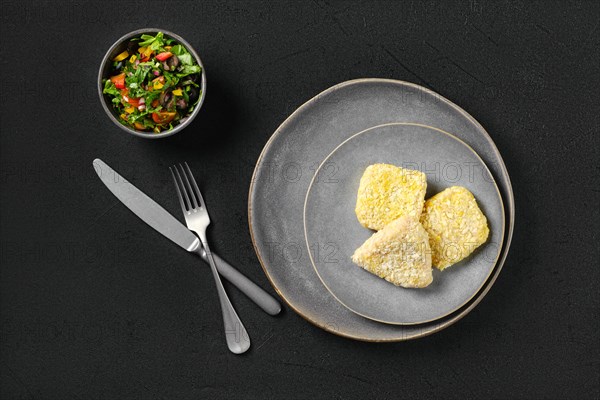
[93,158,281,316]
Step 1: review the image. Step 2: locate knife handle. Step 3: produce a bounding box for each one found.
[202,252,282,316]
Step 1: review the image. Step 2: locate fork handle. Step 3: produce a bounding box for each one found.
[196,238,251,354]
[203,251,281,316]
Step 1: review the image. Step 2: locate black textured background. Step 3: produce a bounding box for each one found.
[1,1,599,399]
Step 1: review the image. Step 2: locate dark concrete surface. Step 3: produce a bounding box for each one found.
[1,1,598,399]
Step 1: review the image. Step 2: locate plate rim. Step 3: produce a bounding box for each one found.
[303,122,506,325]
[248,78,515,341]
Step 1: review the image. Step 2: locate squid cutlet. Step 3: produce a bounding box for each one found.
[351,216,433,288]
[355,163,427,231]
[420,186,490,270]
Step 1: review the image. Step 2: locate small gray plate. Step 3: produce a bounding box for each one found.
[304,123,504,325]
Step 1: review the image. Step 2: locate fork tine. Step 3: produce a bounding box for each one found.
[184,162,206,209]
[169,167,189,213]
[172,165,192,211]
[178,163,199,209]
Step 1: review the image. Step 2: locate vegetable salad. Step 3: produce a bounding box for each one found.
[103,32,202,133]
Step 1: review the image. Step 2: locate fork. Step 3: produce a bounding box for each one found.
[170,163,251,354]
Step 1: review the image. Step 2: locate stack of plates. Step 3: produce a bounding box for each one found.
[249,79,514,341]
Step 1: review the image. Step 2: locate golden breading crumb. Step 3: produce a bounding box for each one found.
[351,217,433,288]
[420,186,489,270]
[355,164,427,231]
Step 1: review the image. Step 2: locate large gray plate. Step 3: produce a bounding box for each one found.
[249,79,514,341]
[304,123,504,325]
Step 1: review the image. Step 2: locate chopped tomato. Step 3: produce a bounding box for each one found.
[120,89,141,107]
[152,111,176,125]
[156,52,172,61]
[110,73,126,89]
[130,98,142,107]
[134,122,146,130]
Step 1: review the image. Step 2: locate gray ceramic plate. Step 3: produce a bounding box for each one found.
[249,78,514,341]
[304,123,504,325]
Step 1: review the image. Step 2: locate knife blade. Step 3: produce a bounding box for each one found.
[93,158,281,316]
[93,158,201,252]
